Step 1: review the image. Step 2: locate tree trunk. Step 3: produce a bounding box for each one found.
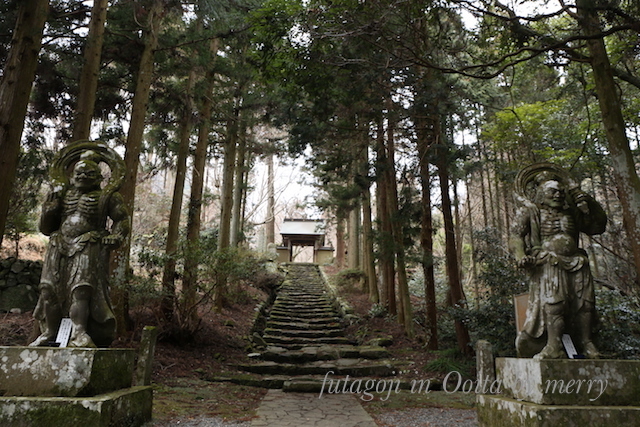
[492,161,503,238]
[160,70,195,320]
[218,113,239,250]
[0,0,48,247]
[576,0,640,284]
[335,208,346,269]
[436,138,472,355]
[348,203,361,269]
[376,117,396,313]
[501,152,512,237]
[110,0,163,335]
[182,38,219,327]
[483,146,496,230]
[477,132,489,229]
[416,115,438,350]
[231,115,247,247]
[453,173,463,271]
[362,182,379,303]
[465,171,479,309]
[72,0,108,141]
[265,153,275,245]
[385,114,413,337]
[360,140,378,303]
[240,150,250,242]
[214,107,239,311]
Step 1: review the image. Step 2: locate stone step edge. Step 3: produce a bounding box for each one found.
[263,328,344,337]
[268,311,341,319]
[208,374,444,392]
[237,360,407,377]
[268,315,342,323]
[265,321,343,331]
[256,345,390,362]
[263,336,353,345]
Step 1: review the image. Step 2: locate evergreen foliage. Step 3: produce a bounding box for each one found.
[449,229,528,357]
[2,0,640,352]
[4,147,52,257]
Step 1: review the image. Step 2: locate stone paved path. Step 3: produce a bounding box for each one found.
[246,264,398,426]
[250,390,376,427]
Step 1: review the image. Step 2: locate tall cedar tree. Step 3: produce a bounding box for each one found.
[0,1,48,247]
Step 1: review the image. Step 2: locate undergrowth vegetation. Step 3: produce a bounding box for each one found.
[131,237,281,343]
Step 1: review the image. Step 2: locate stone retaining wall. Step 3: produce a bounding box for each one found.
[0,257,41,313]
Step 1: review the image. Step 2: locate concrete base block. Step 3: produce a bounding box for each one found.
[477,394,640,427]
[0,347,136,397]
[497,357,640,406]
[0,386,153,427]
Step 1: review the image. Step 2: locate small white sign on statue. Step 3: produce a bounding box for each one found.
[562,334,578,359]
[55,318,73,348]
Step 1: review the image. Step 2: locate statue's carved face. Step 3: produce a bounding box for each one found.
[72,160,102,191]
[540,180,565,208]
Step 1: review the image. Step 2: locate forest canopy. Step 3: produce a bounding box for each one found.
[1,0,639,355]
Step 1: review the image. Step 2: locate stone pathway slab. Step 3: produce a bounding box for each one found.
[251,390,376,427]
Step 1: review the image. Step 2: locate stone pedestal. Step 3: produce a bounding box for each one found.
[0,347,135,397]
[0,347,152,426]
[477,358,640,426]
[0,386,152,427]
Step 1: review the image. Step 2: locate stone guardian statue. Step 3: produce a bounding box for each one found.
[30,141,130,348]
[510,163,606,359]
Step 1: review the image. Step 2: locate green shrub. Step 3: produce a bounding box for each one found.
[595,289,640,359]
[424,349,473,377]
[449,228,528,356]
[332,268,365,292]
[367,303,387,319]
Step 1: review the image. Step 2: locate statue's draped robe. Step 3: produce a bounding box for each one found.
[515,200,603,357]
[33,188,116,346]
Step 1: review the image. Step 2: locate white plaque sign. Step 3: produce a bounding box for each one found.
[55,318,73,348]
[562,334,578,359]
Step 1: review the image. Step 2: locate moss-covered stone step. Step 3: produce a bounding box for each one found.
[272,304,335,314]
[268,312,338,321]
[213,375,288,389]
[263,327,344,339]
[272,297,329,302]
[278,291,326,296]
[211,374,443,393]
[267,314,342,324]
[260,346,342,363]
[269,309,339,319]
[275,296,331,302]
[263,334,353,346]
[259,345,390,363]
[273,302,333,309]
[279,289,325,293]
[271,302,335,311]
[265,320,343,331]
[238,359,398,377]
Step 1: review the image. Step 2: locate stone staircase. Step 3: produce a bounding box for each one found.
[238,263,405,392]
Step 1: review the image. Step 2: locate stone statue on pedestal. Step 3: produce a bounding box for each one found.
[510,163,606,359]
[30,141,129,348]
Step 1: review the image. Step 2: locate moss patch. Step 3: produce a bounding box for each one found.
[152,378,266,423]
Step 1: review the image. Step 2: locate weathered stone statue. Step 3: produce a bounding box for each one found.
[30,141,130,348]
[510,163,606,359]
